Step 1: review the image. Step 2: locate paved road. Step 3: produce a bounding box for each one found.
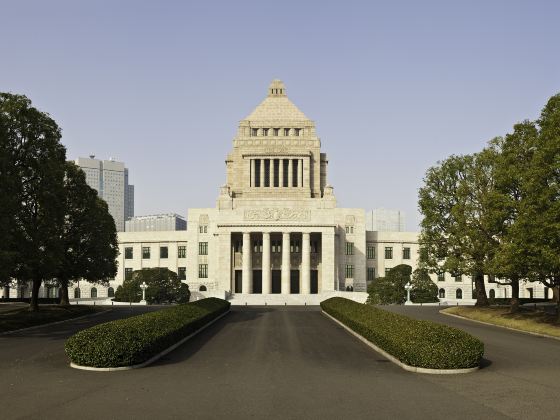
[0,305,558,419]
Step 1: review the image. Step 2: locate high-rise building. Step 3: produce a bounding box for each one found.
[74,156,134,231]
[366,209,406,232]
[125,213,186,232]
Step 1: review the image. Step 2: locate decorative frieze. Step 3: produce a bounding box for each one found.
[244,208,311,221]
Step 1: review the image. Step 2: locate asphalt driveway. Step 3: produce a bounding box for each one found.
[0,305,558,419]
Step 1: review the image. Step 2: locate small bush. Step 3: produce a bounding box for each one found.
[65,298,229,367]
[321,297,483,369]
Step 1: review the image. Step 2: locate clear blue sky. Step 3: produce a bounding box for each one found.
[1,0,559,229]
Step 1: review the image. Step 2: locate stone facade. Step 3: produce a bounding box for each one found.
[47,79,549,305]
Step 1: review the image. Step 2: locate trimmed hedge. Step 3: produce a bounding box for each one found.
[321,297,484,369]
[65,298,230,368]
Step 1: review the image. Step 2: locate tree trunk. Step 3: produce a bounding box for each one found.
[510,277,520,313]
[474,272,489,307]
[59,279,70,306]
[29,277,42,312]
[553,286,559,303]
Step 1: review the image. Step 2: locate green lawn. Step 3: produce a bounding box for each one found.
[442,306,560,338]
[0,305,103,333]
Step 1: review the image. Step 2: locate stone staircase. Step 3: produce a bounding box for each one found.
[227,291,368,306]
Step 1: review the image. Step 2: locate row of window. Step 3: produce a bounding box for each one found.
[383,246,410,260]
[438,288,465,299]
[437,273,465,282]
[233,240,320,254]
[73,287,114,299]
[125,245,187,260]
[251,127,302,137]
[347,244,410,260]
[124,266,210,281]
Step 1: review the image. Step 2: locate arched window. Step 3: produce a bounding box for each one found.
[439,288,445,299]
[74,288,81,299]
[456,288,462,299]
[108,287,115,298]
[90,287,97,298]
[199,285,207,291]
[489,289,495,299]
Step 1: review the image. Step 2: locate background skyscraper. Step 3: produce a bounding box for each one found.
[74,155,134,231]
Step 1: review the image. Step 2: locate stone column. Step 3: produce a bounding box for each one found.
[242,232,252,294]
[260,159,265,188]
[301,232,310,294]
[288,159,293,188]
[279,159,285,187]
[262,232,271,294]
[321,230,335,292]
[281,232,290,294]
[299,159,304,187]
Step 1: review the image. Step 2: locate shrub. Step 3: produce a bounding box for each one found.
[367,264,412,304]
[114,267,190,304]
[411,268,439,303]
[321,297,483,369]
[65,298,229,368]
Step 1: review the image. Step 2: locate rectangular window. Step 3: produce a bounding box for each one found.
[284,128,290,136]
[367,245,375,259]
[311,241,319,253]
[178,246,186,258]
[367,267,375,281]
[251,128,258,136]
[290,240,300,253]
[438,272,445,282]
[345,242,354,255]
[294,128,301,136]
[273,159,280,187]
[253,240,263,253]
[385,247,393,259]
[455,274,462,282]
[199,242,208,255]
[273,128,279,136]
[262,128,269,136]
[160,246,168,259]
[178,267,186,280]
[264,159,270,187]
[199,264,208,278]
[124,247,133,259]
[403,247,411,260]
[345,264,354,278]
[292,159,298,187]
[234,240,242,253]
[272,240,281,253]
[255,159,261,187]
[142,247,150,259]
[125,268,133,280]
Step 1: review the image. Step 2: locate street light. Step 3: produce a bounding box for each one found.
[140,281,148,304]
[404,282,413,305]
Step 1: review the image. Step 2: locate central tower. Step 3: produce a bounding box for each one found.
[219,79,333,208]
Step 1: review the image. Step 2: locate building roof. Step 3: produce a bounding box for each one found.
[243,79,310,123]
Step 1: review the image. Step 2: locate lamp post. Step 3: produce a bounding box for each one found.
[404,282,413,305]
[140,282,148,304]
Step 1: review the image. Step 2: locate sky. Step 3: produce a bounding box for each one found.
[1,0,559,229]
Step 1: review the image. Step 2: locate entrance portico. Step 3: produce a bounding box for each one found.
[227,227,335,295]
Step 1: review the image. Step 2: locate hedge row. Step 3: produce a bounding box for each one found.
[65,298,230,368]
[321,297,484,369]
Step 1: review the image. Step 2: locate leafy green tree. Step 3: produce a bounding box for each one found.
[115,268,190,304]
[418,150,505,307]
[367,264,412,304]
[0,93,66,311]
[55,163,118,305]
[486,122,539,312]
[410,268,439,303]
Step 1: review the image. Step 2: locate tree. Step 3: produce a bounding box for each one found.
[0,93,67,311]
[486,122,539,312]
[367,264,412,304]
[418,151,504,307]
[55,163,119,305]
[518,94,560,319]
[115,268,190,304]
[410,268,439,303]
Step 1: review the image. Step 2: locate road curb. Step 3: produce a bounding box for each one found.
[322,311,479,375]
[70,309,231,372]
[440,310,560,341]
[0,308,112,336]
